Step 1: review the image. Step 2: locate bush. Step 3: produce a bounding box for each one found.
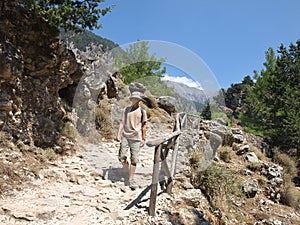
[191,162,243,210]
[189,150,211,173]
[247,162,262,172]
[249,143,267,161]
[281,185,300,209]
[59,121,76,141]
[211,112,228,121]
[95,103,114,139]
[272,148,300,209]
[273,148,297,177]
[218,146,233,163]
[43,148,57,161]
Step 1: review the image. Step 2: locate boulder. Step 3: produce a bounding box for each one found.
[245,152,260,163]
[214,117,228,126]
[261,162,283,179]
[243,179,259,198]
[129,82,146,94]
[157,96,176,115]
[236,144,250,155]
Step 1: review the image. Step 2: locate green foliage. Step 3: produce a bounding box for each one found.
[138,76,174,96]
[42,148,57,161]
[59,121,76,141]
[200,99,229,122]
[60,29,118,51]
[225,75,254,118]
[18,0,113,32]
[211,111,228,121]
[213,88,226,109]
[114,41,167,84]
[200,102,211,120]
[242,42,300,150]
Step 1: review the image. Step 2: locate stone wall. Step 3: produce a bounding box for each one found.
[0,3,83,148]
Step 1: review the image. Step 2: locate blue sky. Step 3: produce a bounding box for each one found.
[95,0,300,89]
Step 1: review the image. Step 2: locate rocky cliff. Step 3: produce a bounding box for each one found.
[0,3,82,148]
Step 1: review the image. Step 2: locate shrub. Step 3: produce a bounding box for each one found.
[59,121,76,141]
[271,148,300,209]
[281,185,300,209]
[249,143,267,161]
[43,148,57,161]
[247,162,262,172]
[211,112,228,120]
[191,162,243,210]
[218,146,233,163]
[189,150,210,173]
[95,103,114,139]
[273,148,297,177]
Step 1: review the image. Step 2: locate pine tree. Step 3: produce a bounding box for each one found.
[114,41,167,84]
[242,43,300,151]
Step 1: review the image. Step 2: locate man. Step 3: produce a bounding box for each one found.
[116,91,147,190]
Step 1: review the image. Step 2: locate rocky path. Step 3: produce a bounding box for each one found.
[0,128,205,225]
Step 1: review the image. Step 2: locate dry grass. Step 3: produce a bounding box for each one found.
[273,148,297,177]
[145,106,174,126]
[0,131,61,196]
[218,146,234,163]
[247,162,262,172]
[271,148,300,209]
[249,143,268,161]
[281,185,300,209]
[190,155,244,210]
[95,102,115,140]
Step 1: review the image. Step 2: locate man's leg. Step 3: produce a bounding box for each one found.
[128,140,141,190]
[118,137,129,180]
[128,163,136,181]
[122,160,130,177]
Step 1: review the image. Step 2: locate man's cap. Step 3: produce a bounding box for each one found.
[129,92,143,101]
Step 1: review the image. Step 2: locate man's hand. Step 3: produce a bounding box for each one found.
[116,135,121,142]
[140,139,145,147]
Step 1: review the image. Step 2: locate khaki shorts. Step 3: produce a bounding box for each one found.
[118,136,141,165]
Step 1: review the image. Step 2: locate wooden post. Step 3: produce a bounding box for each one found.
[147,113,186,216]
[160,147,173,194]
[170,135,180,177]
[149,144,162,216]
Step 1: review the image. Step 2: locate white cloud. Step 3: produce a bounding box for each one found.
[162,74,203,89]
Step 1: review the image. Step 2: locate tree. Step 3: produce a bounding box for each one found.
[201,102,211,120]
[139,76,175,97]
[10,0,113,32]
[225,75,254,117]
[114,41,167,84]
[242,43,300,151]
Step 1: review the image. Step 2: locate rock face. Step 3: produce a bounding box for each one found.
[0,3,82,148]
[157,96,176,115]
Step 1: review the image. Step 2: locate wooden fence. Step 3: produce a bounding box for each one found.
[146,113,186,216]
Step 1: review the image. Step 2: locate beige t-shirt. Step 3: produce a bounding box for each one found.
[122,106,147,141]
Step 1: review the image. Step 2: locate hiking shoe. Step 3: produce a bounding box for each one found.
[128,180,138,190]
[124,179,130,186]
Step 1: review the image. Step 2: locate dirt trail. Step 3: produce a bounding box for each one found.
[0,127,193,225]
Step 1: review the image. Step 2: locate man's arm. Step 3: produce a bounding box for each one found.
[140,121,146,146]
[141,122,146,140]
[116,119,124,142]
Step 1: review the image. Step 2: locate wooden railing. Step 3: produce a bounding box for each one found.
[146,113,186,216]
